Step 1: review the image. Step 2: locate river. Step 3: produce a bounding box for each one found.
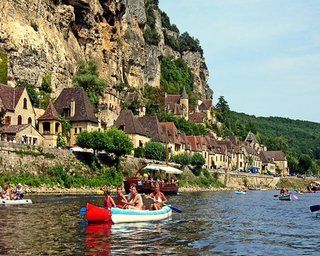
[0,190,319,255]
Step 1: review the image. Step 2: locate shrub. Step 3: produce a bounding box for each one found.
[172,153,190,167]
[0,52,8,84]
[164,33,180,51]
[179,32,203,55]
[40,73,52,93]
[145,142,166,161]
[134,147,145,158]
[144,27,160,46]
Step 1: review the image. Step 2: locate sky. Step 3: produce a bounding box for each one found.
[159,0,320,123]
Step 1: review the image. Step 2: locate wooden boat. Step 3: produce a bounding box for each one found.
[1,199,32,205]
[235,191,246,195]
[85,203,172,224]
[124,164,182,195]
[278,194,291,201]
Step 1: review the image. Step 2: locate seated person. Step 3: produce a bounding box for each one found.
[116,186,127,208]
[104,190,116,209]
[145,184,167,210]
[1,184,12,200]
[124,184,144,210]
[15,183,24,200]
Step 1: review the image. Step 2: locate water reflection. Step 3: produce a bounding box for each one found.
[85,223,112,255]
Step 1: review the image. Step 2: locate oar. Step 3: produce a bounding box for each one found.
[293,194,298,200]
[274,195,279,197]
[310,205,320,212]
[167,205,182,213]
[80,207,87,216]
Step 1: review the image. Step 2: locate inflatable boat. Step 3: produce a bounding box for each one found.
[85,203,172,224]
[1,199,33,205]
[235,191,246,195]
[279,194,291,201]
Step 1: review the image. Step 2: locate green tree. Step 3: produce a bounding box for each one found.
[40,73,53,93]
[287,155,299,174]
[298,154,313,174]
[172,153,191,167]
[263,136,289,153]
[60,116,71,143]
[179,32,203,55]
[73,60,106,107]
[104,128,133,160]
[145,142,166,161]
[190,153,205,176]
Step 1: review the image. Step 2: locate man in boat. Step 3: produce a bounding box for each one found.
[116,186,127,208]
[145,184,167,210]
[15,183,24,200]
[104,190,116,209]
[124,184,144,210]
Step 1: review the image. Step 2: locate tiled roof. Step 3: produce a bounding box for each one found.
[138,116,163,142]
[244,145,259,156]
[245,131,258,144]
[0,124,30,134]
[0,84,25,111]
[165,95,181,112]
[189,112,206,123]
[53,88,98,123]
[160,122,181,145]
[199,99,212,111]
[38,103,60,121]
[260,151,286,162]
[114,109,148,137]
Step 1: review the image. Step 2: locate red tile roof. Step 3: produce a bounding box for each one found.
[260,151,286,162]
[0,124,30,134]
[0,84,25,111]
[160,122,181,145]
[189,112,206,123]
[138,116,164,142]
[199,99,212,111]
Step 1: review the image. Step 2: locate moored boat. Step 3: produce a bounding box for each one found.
[1,199,33,205]
[279,194,291,201]
[85,203,172,224]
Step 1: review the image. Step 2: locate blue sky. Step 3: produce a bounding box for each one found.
[159,0,320,123]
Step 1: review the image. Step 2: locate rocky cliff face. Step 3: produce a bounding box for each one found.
[0,0,212,99]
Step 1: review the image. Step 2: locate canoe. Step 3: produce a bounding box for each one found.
[1,199,33,205]
[86,203,111,223]
[279,194,291,201]
[85,203,172,224]
[235,191,246,195]
[111,206,172,224]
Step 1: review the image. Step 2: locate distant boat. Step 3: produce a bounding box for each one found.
[235,191,246,195]
[279,194,291,201]
[1,199,33,205]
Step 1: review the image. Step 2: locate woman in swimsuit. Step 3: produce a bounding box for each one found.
[104,190,116,209]
[145,184,167,210]
[124,184,144,210]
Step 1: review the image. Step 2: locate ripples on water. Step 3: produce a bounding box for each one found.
[0,191,319,255]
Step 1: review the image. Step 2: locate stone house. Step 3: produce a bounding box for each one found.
[0,83,41,145]
[245,131,267,153]
[99,87,121,128]
[243,145,262,172]
[160,122,186,156]
[164,88,189,120]
[260,151,288,176]
[114,109,150,149]
[40,87,99,147]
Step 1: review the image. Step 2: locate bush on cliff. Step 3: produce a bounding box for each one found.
[73,60,106,107]
[144,141,166,161]
[0,52,8,84]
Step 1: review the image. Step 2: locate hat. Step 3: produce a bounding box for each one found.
[17,183,22,186]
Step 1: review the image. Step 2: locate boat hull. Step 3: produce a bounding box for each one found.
[1,199,32,205]
[86,203,111,223]
[235,191,246,195]
[111,206,172,224]
[279,194,291,201]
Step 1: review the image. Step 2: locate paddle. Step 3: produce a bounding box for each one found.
[310,205,320,212]
[80,207,87,216]
[166,205,182,213]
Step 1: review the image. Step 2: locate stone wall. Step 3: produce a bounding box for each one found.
[0,142,89,175]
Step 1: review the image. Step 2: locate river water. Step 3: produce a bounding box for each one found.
[0,190,319,255]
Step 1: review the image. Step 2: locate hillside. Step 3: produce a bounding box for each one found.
[233,112,320,160]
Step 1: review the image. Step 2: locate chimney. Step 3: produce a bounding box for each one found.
[70,98,75,117]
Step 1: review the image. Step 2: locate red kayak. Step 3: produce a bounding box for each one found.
[86,203,111,223]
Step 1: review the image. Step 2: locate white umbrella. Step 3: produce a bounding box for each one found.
[142,164,183,175]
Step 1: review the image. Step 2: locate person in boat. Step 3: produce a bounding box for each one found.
[145,184,167,210]
[116,186,127,208]
[124,184,144,210]
[1,184,12,200]
[280,188,286,195]
[104,190,116,209]
[15,183,24,200]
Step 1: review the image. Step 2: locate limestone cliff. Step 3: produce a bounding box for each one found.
[0,0,212,99]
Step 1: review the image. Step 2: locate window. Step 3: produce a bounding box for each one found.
[79,128,82,133]
[74,128,78,134]
[18,115,22,125]
[139,140,143,147]
[28,117,32,124]
[23,98,27,109]
[4,116,11,125]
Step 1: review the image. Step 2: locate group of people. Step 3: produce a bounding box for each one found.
[0,183,24,200]
[104,183,167,211]
[279,188,289,195]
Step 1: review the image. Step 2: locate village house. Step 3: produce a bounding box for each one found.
[99,87,121,128]
[125,91,146,117]
[160,122,186,157]
[260,150,288,176]
[114,109,150,149]
[245,131,267,153]
[39,87,99,147]
[0,83,43,145]
[243,145,262,172]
